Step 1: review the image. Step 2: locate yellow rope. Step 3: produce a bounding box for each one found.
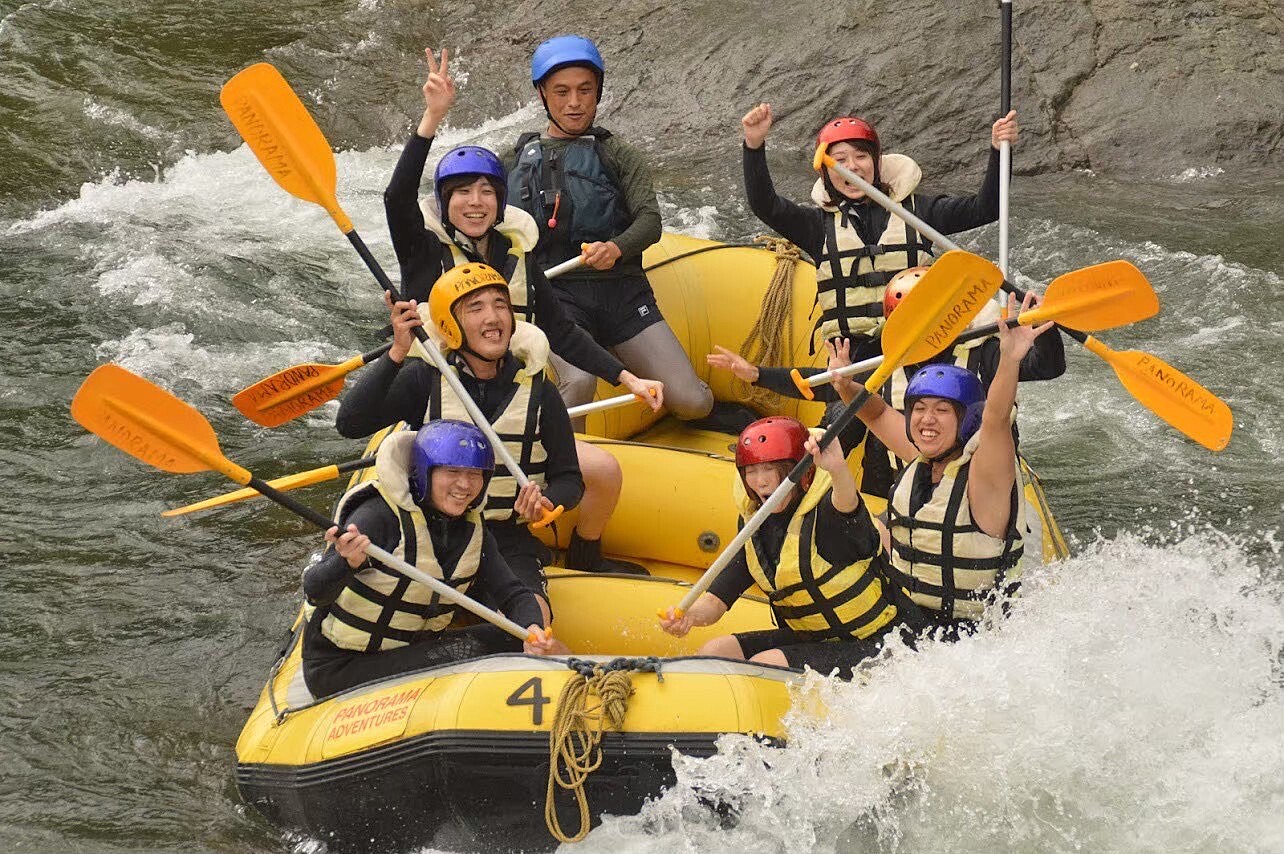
[544,666,635,843]
[735,236,801,412]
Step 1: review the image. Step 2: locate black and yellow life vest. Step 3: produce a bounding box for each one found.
[885,435,1025,621]
[733,468,898,641]
[413,321,552,525]
[810,153,936,349]
[316,431,484,653]
[419,200,539,323]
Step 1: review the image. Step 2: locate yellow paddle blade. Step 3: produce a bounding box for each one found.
[1022,260,1158,332]
[232,356,360,427]
[71,364,252,482]
[872,249,1004,388]
[220,63,352,232]
[162,463,343,517]
[1083,337,1233,451]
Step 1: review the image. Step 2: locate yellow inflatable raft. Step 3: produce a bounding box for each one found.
[234,233,1068,850]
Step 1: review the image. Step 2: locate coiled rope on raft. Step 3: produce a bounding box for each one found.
[734,237,801,412]
[544,657,663,843]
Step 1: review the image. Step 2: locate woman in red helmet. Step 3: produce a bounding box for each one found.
[740,103,1019,363]
[658,416,924,675]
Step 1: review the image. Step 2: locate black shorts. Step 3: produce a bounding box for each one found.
[551,272,664,348]
[733,622,917,678]
[488,521,553,598]
[302,616,521,699]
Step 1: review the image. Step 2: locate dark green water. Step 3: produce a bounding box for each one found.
[1,1,1281,852]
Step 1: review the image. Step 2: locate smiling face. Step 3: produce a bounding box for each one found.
[429,465,485,517]
[445,177,499,239]
[909,397,961,459]
[539,66,599,137]
[453,285,512,361]
[825,141,876,200]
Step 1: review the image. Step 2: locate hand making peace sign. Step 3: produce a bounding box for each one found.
[416,47,456,139]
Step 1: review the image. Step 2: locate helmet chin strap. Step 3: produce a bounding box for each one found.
[537,84,598,138]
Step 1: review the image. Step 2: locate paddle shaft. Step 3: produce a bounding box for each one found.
[676,386,873,611]
[801,318,1022,390]
[244,470,531,640]
[341,228,561,524]
[999,0,1012,279]
[822,156,1104,351]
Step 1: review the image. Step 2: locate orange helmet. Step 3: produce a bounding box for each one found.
[883,266,930,317]
[427,263,511,350]
[815,116,880,159]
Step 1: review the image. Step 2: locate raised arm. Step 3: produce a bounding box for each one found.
[968,292,1053,538]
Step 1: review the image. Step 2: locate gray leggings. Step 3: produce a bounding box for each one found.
[550,320,714,430]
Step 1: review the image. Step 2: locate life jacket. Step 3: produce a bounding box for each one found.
[733,466,898,641]
[885,433,1025,621]
[859,300,1005,496]
[412,320,553,525]
[418,199,540,324]
[507,129,632,270]
[317,430,484,652]
[810,153,936,350]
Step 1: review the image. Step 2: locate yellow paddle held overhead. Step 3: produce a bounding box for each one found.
[220,63,352,232]
[1021,260,1157,332]
[1082,338,1232,451]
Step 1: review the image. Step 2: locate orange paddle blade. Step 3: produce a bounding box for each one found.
[71,364,252,481]
[872,249,1004,388]
[1083,337,1233,451]
[220,63,351,231]
[162,462,343,517]
[232,356,362,427]
[1023,260,1158,332]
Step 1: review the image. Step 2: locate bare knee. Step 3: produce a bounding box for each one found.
[748,648,789,667]
[576,441,622,494]
[697,634,746,659]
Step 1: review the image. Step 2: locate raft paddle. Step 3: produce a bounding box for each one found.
[232,258,587,427]
[790,258,1158,398]
[220,62,561,526]
[161,390,655,517]
[72,364,536,642]
[670,249,1003,616]
[999,0,1013,278]
[812,149,1233,451]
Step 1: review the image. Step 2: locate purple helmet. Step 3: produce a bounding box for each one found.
[407,419,495,507]
[433,145,507,220]
[903,365,986,448]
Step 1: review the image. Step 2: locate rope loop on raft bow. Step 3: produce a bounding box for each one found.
[544,657,663,843]
[735,236,801,412]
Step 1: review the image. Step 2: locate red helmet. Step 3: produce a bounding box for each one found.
[883,266,930,317]
[816,116,880,157]
[736,416,814,503]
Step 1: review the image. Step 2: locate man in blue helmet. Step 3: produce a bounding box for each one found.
[382,47,661,574]
[505,34,717,430]
[851,292,1056,637]
[300,419,563,700]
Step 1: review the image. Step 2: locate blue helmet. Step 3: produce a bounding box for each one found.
[531,35,604,86]
[407,420,496,508]
[433,145,507,221]
[903,365,986,449]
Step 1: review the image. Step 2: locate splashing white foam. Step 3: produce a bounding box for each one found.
[576,531,1284,854]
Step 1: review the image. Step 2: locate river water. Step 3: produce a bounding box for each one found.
[1,1,1281,852]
